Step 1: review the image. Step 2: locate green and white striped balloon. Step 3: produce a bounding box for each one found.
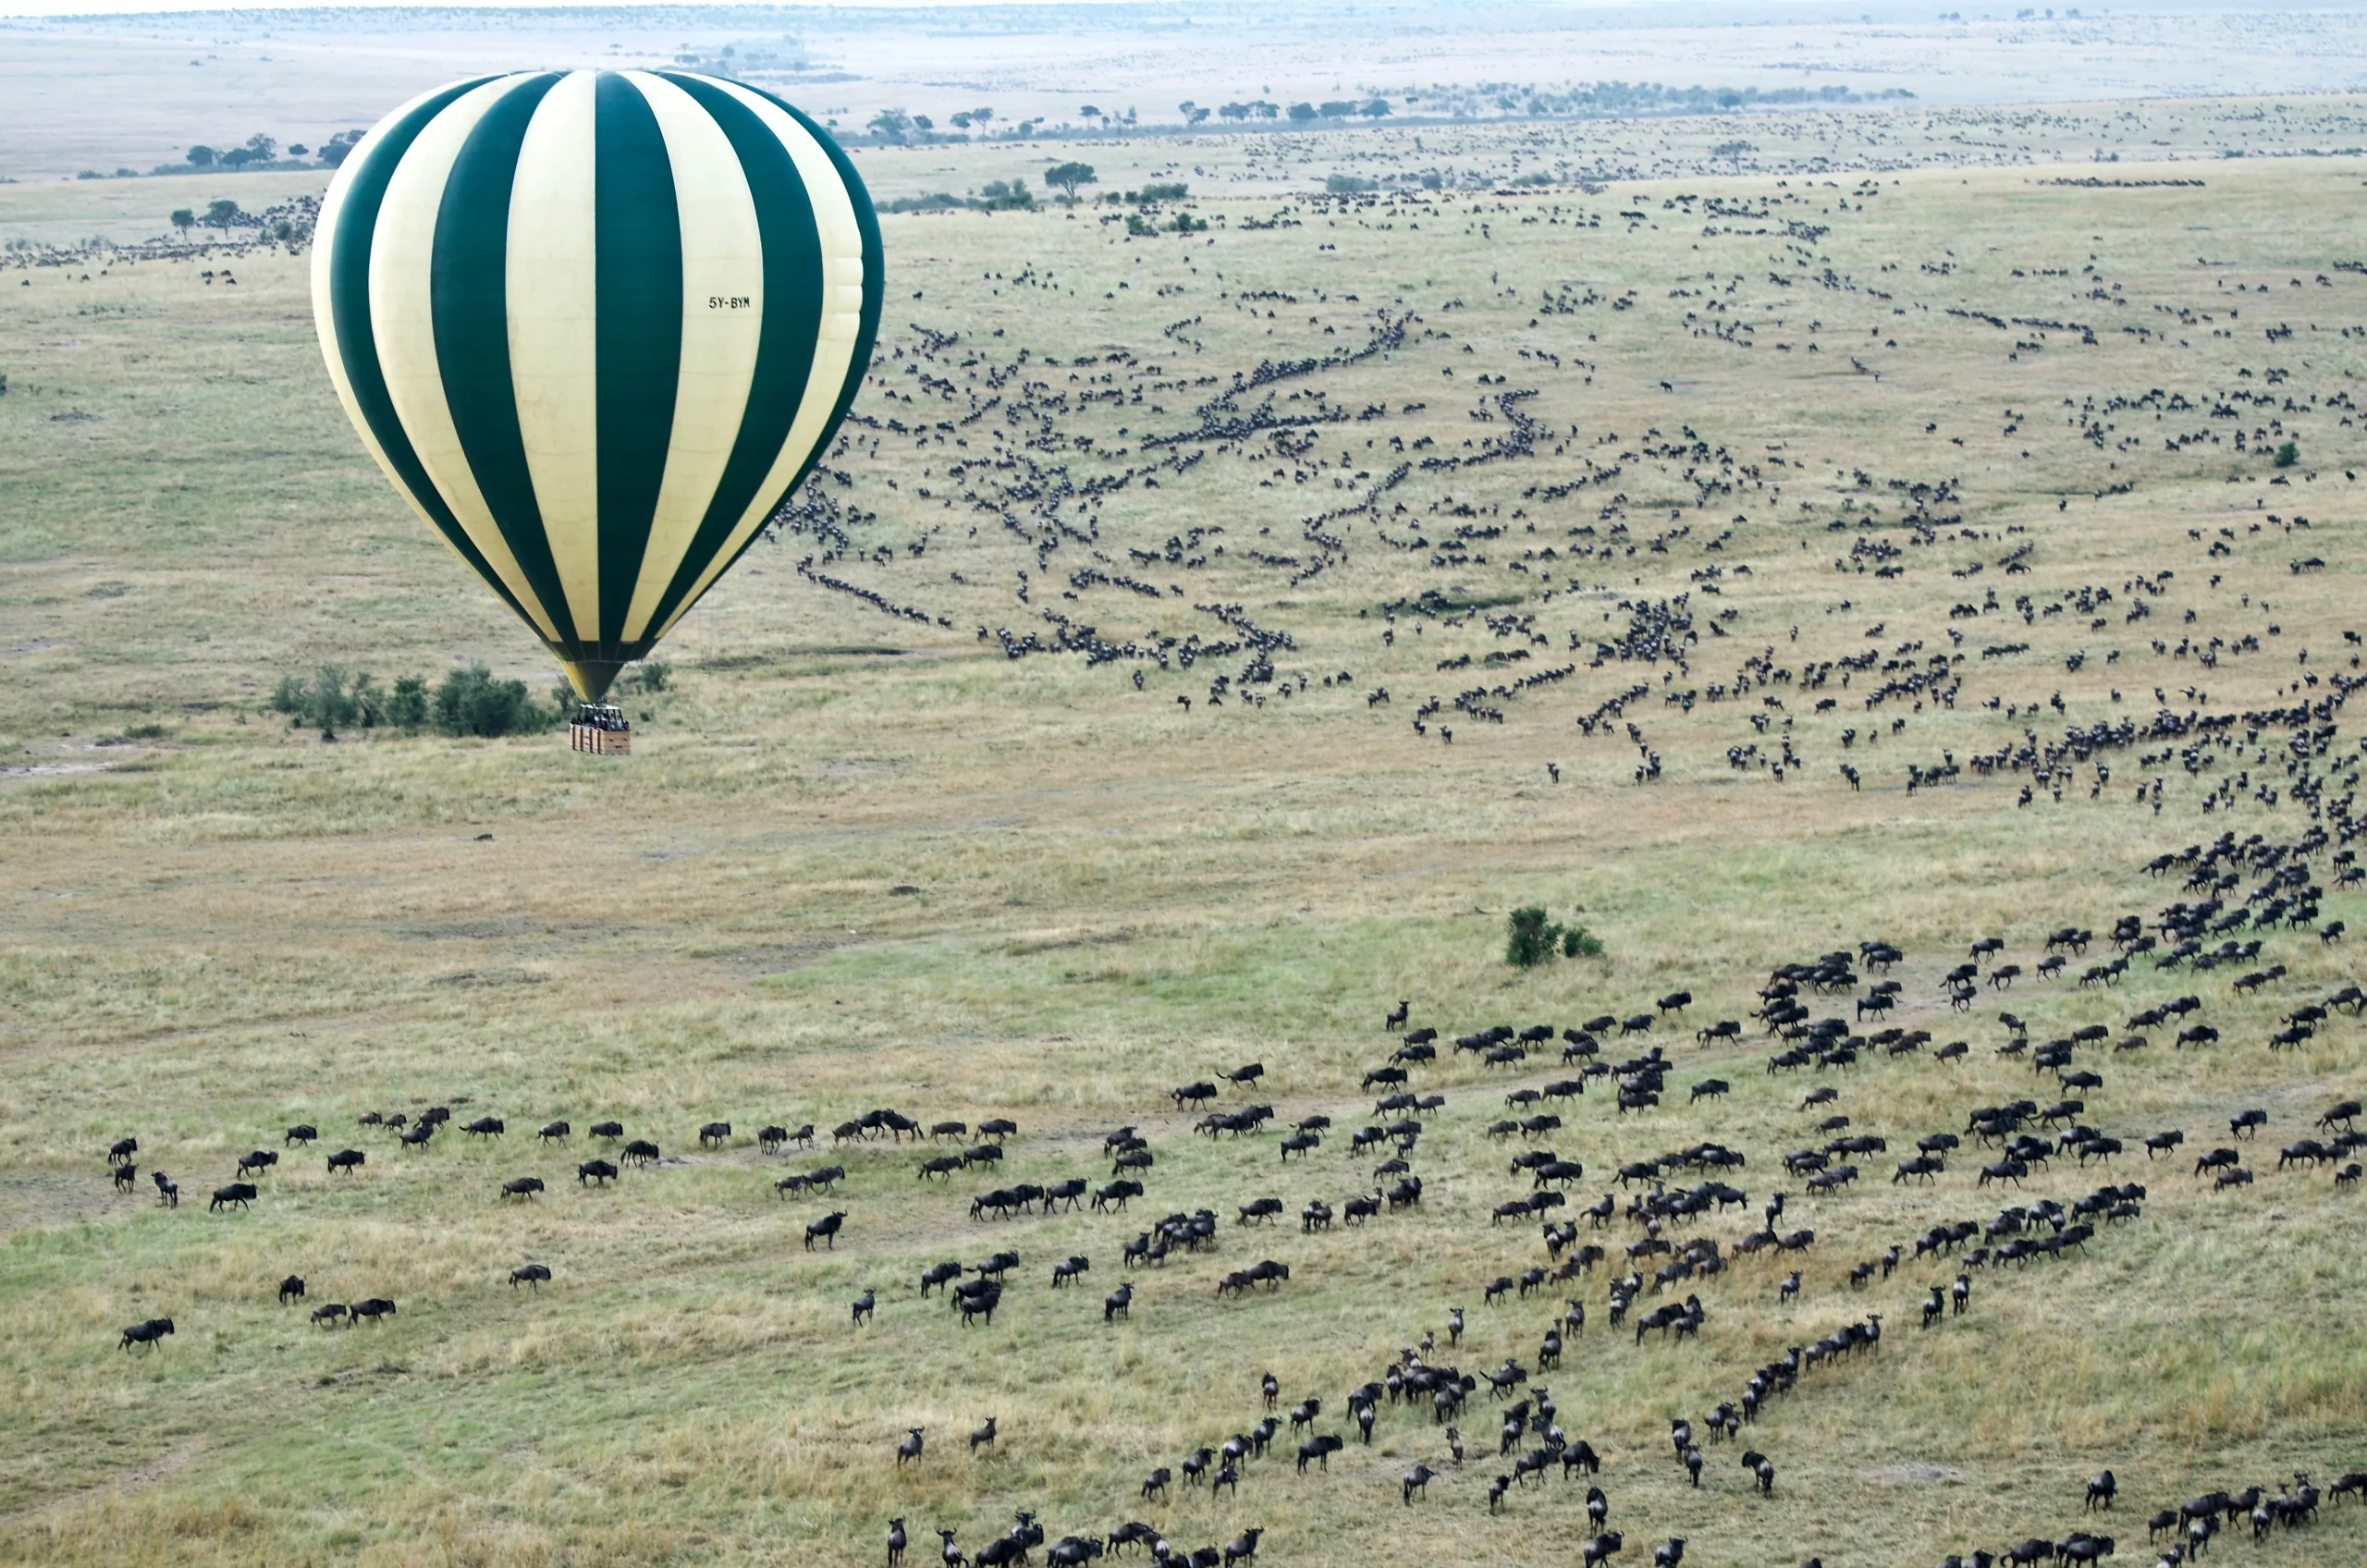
[312,70,883,702]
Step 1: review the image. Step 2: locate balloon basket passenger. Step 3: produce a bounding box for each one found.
[570,703,631,756]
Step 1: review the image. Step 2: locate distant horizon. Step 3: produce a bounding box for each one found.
[0,0,1711,19]
[0,0,2227,23]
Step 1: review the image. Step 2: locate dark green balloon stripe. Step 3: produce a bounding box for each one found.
[768,85,887,496]
[684,81,886,604]
[326,77,535,631]
[592,72,684,654]
[638,71,825,641]
[431,71,570,640]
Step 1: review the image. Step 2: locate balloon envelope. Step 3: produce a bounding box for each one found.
[312,70,883,700]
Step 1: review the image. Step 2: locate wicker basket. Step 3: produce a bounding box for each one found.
[570,704,631,755]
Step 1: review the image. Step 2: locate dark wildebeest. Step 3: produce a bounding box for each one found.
[118,1317,174,1350]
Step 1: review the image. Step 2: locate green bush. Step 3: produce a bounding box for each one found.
[1138,180,1188,202]
[268,664,554,739]
[2274,440,2300,468]
[1507,906,1602,966]
[1506,906,1559,967]
[389,675,429,729]
[434,665,553,738]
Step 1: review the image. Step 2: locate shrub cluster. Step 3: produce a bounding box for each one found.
[269,665,563,740]
[1506,906,1604,967]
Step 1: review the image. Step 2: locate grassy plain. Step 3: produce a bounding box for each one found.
[4,104,2367,1568]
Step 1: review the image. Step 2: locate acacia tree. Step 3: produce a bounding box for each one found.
[170,208,195,236]
[1043,161,1097,199]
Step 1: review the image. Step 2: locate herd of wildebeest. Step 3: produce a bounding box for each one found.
[101,805,2365,1567]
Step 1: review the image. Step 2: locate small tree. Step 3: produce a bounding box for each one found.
[203,199,241,229]
[389,674,429,729]
[2275,440,2300,468]
[1287,102,1318,123]
[1044,161,1098,199]
[1506,907,1602,966]
[434,665,551,738]
[244,132,277,160]
[170,208,195,236]
[185,144,215,168]
[1361,98,1392,117]
[1506,907,1562,968]
[866,108,913,142]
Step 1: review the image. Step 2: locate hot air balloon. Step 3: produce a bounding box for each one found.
[312,69,883,706]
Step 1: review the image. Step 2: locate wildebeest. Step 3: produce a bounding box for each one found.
[501,1176,545,1200]
[464,1117,505,1139]
[118,1317,174,1350]
[351,1298,397,1325]
[1105,1282,1134,1322]
[511,1263,552,1290]
[277,1274,305,1304]
[236,1149,278,1177]
[895,1427,925,1467]
[209,1182,257,1212]
[1294,1435,1343,1473]
[1403,1462,1437,1503]
[538,1121,571,1143]
[580,1158,619,1185]
[284,1124,316,1146]
[804,1211,848,1249]
[698,1121,732,1148]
